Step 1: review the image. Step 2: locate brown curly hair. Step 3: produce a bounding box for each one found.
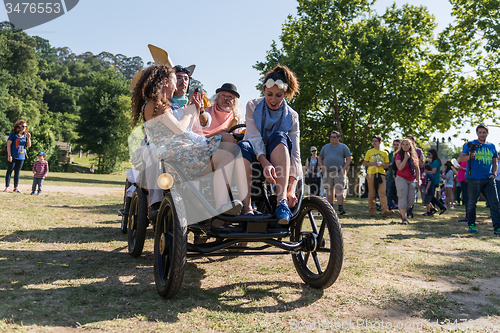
[13,119,28,135]
[262,65,300,100]
[131,64,175,127]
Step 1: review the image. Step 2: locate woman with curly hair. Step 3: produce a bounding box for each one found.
[131,64,244,215]
[4,119,31,193]
[394,138,420,224]
[237,65,302,225]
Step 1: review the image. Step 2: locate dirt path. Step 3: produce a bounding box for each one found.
[9,184,123,196]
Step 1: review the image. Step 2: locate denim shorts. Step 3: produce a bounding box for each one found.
[237,131,292,165]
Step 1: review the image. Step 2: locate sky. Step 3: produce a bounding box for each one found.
[1,0,498,148]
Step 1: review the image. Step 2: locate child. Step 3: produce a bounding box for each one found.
[423,164,436,216]
[32,152,48,195]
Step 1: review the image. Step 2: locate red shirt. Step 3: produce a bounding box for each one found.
[395,154,415,181]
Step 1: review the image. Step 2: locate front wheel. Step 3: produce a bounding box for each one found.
[291,196,343,289]
[127,188,149,257]
[154,191,187,299]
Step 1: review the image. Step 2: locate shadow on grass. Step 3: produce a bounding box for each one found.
[5,172,125,187]
[0,245,323,328]
[42,175,124,186]
[0,226,127,244]
[47,203,122,215]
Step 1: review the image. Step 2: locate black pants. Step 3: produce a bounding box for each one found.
[431,195,446,211]
[309,177,321,196]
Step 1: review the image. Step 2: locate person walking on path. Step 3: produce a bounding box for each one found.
[363,135,394,218]
[458,124,500,235]
[318,131,352,215]
[4,119,31,193]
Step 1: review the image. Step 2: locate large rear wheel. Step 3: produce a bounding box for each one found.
[154,191,187,299]
[291,196,343,289]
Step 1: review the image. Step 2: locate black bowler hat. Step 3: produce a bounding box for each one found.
[215,83,240,98]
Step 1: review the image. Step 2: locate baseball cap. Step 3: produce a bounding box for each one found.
[38,152,46,156]
[310,146,317,152]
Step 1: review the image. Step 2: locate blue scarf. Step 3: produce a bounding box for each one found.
[253,98,293,144]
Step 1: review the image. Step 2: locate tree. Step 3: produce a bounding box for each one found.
[255,1,449,195]
[0,22,47,126]
[435,0,500,129]
[77,69,131,173]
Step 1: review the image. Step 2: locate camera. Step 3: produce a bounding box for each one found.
[467,142,482,151]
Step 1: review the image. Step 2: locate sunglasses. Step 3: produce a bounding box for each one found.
[174,65,190,75]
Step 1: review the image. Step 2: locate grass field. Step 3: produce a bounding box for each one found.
[1,172,500,332]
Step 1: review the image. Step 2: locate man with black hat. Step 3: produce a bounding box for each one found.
[201,83,242,136]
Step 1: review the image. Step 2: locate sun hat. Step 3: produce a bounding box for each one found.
[310,146,317,152]
[215,83,240,98]
[128,44,196,91]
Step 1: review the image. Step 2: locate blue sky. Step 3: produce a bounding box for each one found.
[1,0,498,147]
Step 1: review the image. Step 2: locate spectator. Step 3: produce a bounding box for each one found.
[457,124,500,235]
[4,119,31,193]
[456,157,469,222]
[422,164,436,216]
[441,161,457,208]
[305,146,322,196]
[318,131,352,215]
[31,152,48,195]
[427,148,447,215]
[363,135,394,217]
[386,139,401,210]
[394,138,420,223]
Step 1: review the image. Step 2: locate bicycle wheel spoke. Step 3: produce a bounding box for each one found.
[312,252,323,274]
[303,251,310,266]
[307,210,319,234]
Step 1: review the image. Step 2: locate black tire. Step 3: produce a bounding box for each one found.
[127,188,149,258]
[154,191,187,299]
[120,180,131,234]
[290,196,343,289]
[121,197,131,234]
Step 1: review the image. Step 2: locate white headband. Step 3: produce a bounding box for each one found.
[264,78,288,91]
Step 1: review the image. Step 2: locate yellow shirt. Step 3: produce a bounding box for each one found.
[364,148,389,175]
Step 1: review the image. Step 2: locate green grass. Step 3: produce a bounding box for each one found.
[1,186,500,332]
